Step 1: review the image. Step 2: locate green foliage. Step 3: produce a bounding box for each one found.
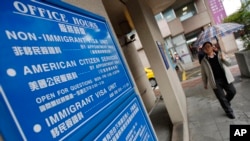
[223,1,250,50]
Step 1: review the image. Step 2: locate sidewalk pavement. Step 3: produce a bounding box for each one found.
[150,50,250,141]
[182,65,250,141]
[151,64,250,141]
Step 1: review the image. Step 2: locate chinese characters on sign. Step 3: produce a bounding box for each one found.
[93,98,155,141]
[208,0,227,24]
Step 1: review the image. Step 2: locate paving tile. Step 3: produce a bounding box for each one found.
[216,121,233,139]
[189,124,222,141]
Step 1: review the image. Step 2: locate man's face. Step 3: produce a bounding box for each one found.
[203,43,213,54]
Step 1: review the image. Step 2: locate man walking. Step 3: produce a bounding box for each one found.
[173,52,184,72]
[200,41,236,119]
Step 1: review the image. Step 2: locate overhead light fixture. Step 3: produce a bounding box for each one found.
[182,6,188,11]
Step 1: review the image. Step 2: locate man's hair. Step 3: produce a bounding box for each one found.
[202,41,213,49]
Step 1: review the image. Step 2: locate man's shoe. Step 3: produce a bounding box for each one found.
[226,113,235,119]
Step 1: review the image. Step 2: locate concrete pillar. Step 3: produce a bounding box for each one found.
[221,34,238,53]
[125,0,189,140]
[121,38,156,112]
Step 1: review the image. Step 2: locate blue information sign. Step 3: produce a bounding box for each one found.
[156,41,169,70]
[0,0,134,140]
[84,96,157,141]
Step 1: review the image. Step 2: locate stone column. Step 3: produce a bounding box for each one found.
[121,36,156,112]
[125,0,189,140]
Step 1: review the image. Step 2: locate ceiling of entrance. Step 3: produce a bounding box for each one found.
[103,0,194,36]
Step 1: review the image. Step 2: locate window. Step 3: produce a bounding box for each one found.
[154,13,163,21]
[175,3,197,21]
[162,9,176,22]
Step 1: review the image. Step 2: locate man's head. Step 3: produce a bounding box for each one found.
[202,41,214,54]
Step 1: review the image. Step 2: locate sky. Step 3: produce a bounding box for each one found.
[223,0,242,16]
